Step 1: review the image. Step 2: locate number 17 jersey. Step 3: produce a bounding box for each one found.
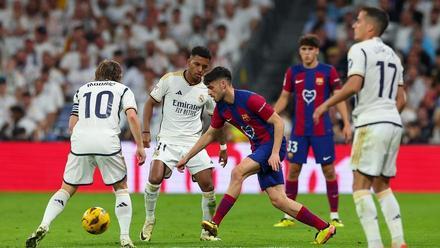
[70,81,137,155]
[347,37,403,127]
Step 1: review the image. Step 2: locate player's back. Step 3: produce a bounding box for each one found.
[71,81,137,155]
[349,37,403,127]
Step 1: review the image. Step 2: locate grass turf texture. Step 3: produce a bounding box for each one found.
[2,193,438,247]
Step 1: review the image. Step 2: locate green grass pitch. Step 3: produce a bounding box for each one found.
[1,192,439,247]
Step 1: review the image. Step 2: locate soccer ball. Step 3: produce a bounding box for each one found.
[81,207,110,234]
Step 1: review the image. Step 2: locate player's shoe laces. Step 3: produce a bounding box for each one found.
[139,218,155,241]
[201,220,218,237]
[120,238,136,248]
[273,218,295,227]
[200,228,221,241]
[330,218,344,227]
[314,224,336,244]
[26,225,49,248]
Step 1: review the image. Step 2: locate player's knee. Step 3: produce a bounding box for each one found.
[287,169,300,180]
[148,174,163,185]
[269,195,284,209]
[198,180,214,192]
[322,165,336,180]
[230,167,244,183]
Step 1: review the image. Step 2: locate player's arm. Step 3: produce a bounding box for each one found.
[68,115,78,134]
[217,126,228,167]
[176,126,223,172]
[274,90,290,113]
[142,97,160,148]
[266,112,284,171]
[274,68,293,113]
[313,75,363,123]
[69,93,79,134]
[126,108,146,165]
[334,90,352,143]
[396,86,406,113]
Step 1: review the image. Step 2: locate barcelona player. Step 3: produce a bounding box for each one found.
[273,34,351,228]
[176,66,336,244]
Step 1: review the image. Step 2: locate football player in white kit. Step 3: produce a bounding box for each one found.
[26,60,146,248]
[313,7,408,248]
[140,47,227,242]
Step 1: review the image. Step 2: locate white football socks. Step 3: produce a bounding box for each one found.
[201,190,216,221]
[40,189,71,228]
[376,188,406,247]
[353,190,383,248]
[115,189,132,241]
[144,182,160,221]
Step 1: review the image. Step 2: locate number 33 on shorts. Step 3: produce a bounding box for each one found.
[287,140,298,158]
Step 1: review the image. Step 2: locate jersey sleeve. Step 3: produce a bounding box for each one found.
[122,88,138,112]
[205,95,216,115]
[210,107,225,129]
[247,94,274,121]
[329,66,342,90]
[149,76,169,102]
[347,44,366,78]
[71,91,79,116]
[282,67,294,92]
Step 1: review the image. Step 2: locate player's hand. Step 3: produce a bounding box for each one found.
[268,153,281,171]
[218,149,228,167]
[142,132,151,148]
[342,123,353,144]
[176,157,188,173]
[313,104,328,124]
[136,146,146,166]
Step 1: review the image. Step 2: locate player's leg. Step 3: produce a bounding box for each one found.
[312,135,342,226]
[265,185,335,244]
[188,149,216,223]
[96,153,134,247]
[112,179,135,248]
[274,136,307,227]
[351,125,385,248]
[202,157,260,236]
[26,153,85,248]
[373,177,406,248]
[373,125,406,248]
[141,159,168,241]
[192,168,219,241]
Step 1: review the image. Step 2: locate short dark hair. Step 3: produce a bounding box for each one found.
[95,60,122,82]
[298,34,320,48]
[204,66,232,85]
[361,6,389,36]
[191,46,211,60]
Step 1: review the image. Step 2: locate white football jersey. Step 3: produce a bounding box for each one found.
[347,37,404,127]
[70,81,137,155]
[150,71,215,145]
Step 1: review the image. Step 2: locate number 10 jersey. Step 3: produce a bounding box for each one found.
[70,81,137,155]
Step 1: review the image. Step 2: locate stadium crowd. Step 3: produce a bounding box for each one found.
[300,0,440,144]
[0,0,438,145]
[0,0,272,141]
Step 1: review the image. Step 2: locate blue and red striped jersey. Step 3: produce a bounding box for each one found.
[283,63,341,136]
[211,89,275,151]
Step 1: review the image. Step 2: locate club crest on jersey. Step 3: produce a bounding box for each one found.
[302,89,316,104]
[241,114,251,122]
[198,95,204,103]
[315,77,324,85]
[241,125,255,139]
[223,110,232,122]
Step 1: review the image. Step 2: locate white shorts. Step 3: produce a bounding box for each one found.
[63,152,127,185]
[152,142,213,178]
[350,123,403,177]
